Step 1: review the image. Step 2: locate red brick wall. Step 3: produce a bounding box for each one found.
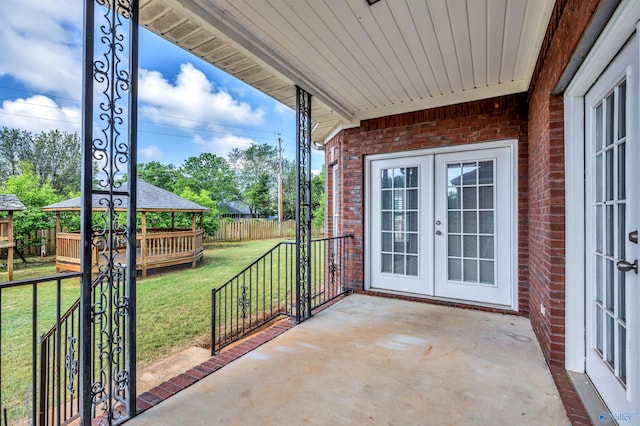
[527,0,600,366]
[326,0,603,368]
[325,94,529,314]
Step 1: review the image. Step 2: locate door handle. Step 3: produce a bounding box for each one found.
[616,259,638,274]
[435,230,442,236]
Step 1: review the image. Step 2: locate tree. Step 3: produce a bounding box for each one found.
[228,143,279,216]
[0,127,29,182]
[281,162,325,225]
[311,167,325,228]
[244,173,275,217]
[1,164,60,261]
[178,187,220,235]
[281,159,297,220]
[228,143,279,191]
[179,153,238,203]
[138,161,183,193]
[0,127,81,196]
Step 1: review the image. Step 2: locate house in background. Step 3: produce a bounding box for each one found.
[137,0,638,419]
[217,201,258,220]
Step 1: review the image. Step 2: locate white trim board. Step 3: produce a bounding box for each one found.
[563,0,640,374]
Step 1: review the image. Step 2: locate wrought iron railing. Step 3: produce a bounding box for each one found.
[211,235,352,354]
[39,295,82,425]
[0,272,82,426]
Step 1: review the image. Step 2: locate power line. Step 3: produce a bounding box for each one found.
[0,110,290,145]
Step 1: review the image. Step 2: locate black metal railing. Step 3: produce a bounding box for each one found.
[211,235,352,354]
[39,295,82,426]
[0,272,82,426]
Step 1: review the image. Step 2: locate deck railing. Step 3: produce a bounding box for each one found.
[211,235,352,354]
[0,219,9,241]
[55,229,204,274]
[0,272,82,426]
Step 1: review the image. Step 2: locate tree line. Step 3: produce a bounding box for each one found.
[1,127,325,263]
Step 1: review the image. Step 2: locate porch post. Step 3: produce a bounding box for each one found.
[80,1,139,424]
[295,86,312,323]
[141,212,147,279]
[7,211,14,281]
[191,213,197,268]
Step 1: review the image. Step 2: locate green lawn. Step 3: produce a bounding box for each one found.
[0,239,287,420]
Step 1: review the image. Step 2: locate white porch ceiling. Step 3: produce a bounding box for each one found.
[139,0,554,143]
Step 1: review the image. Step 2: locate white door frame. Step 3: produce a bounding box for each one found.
[564,0,640,375]
[364,139,518,310]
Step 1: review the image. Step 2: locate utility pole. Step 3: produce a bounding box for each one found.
[276,133,283,222]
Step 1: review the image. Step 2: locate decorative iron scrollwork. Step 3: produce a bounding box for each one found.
[328,250,337,286]
[296,87,312,322]
[65,336,78,394]
[238,285,250,319]
[82,0,138,423]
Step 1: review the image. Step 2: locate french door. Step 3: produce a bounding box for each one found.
[585,36,639,417]
[369,146,514,307]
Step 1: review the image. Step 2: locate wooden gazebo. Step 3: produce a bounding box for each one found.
[0,194,27,281]
[42,180,209,277]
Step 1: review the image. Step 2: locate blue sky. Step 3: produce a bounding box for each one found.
[0,0,323,169]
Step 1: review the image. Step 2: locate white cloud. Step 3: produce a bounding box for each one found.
[0,0,83,99]
[139,145,163,160]
[139,63,265,129]
[0,95,80,133]
[193,134,256,156]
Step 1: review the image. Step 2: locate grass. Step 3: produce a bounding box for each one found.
[0,238,287,421]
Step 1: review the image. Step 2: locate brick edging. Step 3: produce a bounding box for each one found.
[548,366,591,425]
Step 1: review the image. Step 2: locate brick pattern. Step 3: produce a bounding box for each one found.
[325,94,529,314]
[526,0,601,367]
[549,365,592,425]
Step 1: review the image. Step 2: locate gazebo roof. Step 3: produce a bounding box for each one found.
[0,194,27,212]
[42,180,210,213]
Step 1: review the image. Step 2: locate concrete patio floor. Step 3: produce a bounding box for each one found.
[128,294,569,425]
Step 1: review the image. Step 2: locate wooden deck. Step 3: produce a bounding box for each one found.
[55,229,204,277]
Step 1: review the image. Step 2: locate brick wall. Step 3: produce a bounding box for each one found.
[527,0,600,366]
[325,94,529,313]
[325,0,603,368]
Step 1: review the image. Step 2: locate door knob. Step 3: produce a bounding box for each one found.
[435,230,442,236]
[616,259,638,274]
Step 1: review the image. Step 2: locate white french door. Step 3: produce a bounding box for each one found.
[368,146,514,307]
[433,148,513,306]
[370,156,433,294]
[585,36,640,418]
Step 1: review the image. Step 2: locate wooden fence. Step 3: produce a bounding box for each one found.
[2,221,324,259]
[204,220,324,242]
[0,228,56,257]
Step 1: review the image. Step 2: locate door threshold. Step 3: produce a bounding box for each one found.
[364,288,517,313]
[567,371,613,425]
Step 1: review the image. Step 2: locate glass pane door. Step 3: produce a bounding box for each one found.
[380,167,419,276]
[584,35,638,417]
[369,156,431,294]
[590,80,628,385]
[445,161,496,285]
[434,147,513,307]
